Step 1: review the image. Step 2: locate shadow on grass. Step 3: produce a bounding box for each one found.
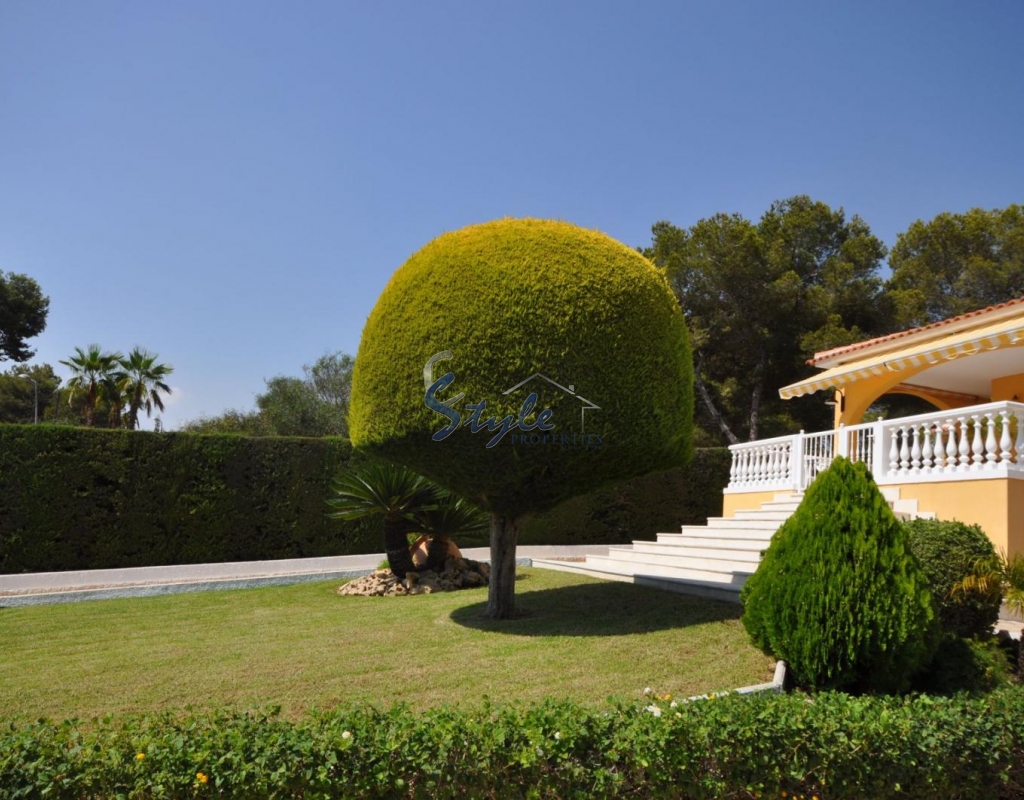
[449,580,741,637]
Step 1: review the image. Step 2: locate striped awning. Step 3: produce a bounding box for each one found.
[779,315,1024,399]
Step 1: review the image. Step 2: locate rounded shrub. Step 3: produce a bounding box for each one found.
[740,458,938,693]
[350,218,693,617]
[350,218,693,517]
[903,518,1001,638]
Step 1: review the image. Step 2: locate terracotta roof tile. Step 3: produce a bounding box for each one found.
[809,295,1024,365]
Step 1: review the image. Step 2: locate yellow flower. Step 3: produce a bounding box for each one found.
[196,772,209,784]
[135,752,145,761]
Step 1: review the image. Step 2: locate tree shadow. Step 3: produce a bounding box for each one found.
[449,580,741,637]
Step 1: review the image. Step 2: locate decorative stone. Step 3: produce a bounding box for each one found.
[336,559,491,598]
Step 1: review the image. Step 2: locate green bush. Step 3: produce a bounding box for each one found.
[914,634,1015,695]
[741,458,938,692]
[349,218,694,518]
[0,424,377,573]
[904,517,1002,638]
[2,691,1024,798]
[519,449,731,547]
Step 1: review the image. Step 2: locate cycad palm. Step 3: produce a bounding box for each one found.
[118,347,173,430]
[955,551,1024,675]
[60,345,122,427]
[327,462,439,579]
[413,492,489,571]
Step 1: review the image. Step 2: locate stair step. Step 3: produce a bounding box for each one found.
[630,541,763,560]
[529,559,742,603]
[758,500,801,512]
[659,532,772,550]
[704,517,780,531]
[607,546,760,571]
[732,509,792,521]
[677,526,776,542]
[582,555,751,589]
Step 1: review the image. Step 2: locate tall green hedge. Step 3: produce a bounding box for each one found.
[520,449,731,546]
[0,427,731,574]
[0,424,378,574]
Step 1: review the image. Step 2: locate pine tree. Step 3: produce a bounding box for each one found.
[741,458,938,692]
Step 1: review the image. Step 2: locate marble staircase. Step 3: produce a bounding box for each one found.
[532,488,934,602]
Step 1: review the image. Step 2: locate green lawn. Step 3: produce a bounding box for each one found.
[0,568,774,722]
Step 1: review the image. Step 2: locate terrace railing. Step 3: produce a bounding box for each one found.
[726,400,1024,493]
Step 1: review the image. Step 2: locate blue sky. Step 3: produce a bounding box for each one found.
[2,1,1022,430]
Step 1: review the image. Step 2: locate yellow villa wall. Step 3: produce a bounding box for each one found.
[992,371,1024,401]
[723,479,1024,557]
[722,490,782,518]
[893,479,1024,556]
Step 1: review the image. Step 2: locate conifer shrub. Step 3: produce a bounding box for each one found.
[740,457,938,692]
[903,518,1001,638]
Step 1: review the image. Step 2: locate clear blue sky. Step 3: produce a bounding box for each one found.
[2,1,1021,430]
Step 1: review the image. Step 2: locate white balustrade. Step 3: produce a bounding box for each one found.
[727,401,1024,492]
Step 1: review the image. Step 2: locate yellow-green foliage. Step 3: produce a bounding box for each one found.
[351,218,693,516]
[741,458,938,693]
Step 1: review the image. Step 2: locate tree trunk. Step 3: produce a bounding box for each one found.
[747,349,768,442]
[484,513,520,619]
[383,517,414,579]
[84,387,96,428]
[694,352,739,445]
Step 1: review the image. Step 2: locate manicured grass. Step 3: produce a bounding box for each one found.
[0,568,774,722]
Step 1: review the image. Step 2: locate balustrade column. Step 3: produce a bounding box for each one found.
[971,415,984,469]
[958,417,971,471]
[985,413,998,467]
[946,421,959,470]
[792,432,805,491]
[920,425,933,472]
[1016,409,1024,467]
[872,420,887,478]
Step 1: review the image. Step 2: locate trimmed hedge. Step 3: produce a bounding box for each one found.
[0,426,730,573]
[520,448,731,546]
[2,690,1024,798]
[0,424,378,574]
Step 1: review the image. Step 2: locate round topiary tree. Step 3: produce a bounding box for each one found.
[350,218,693,618]
[740,457,938,692]
[903,518,1002,639]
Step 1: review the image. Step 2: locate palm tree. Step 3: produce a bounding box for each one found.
[118,347,173,430]
[954,551,1024,674]
[59,345,122,427]
[327,462,438,579]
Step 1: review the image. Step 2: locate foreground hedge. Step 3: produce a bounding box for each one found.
[2,690,1023,798]
[0,425,377,573]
